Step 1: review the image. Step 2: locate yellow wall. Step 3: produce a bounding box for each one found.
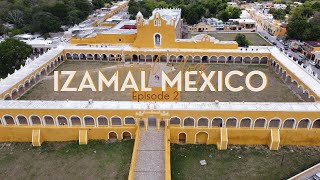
[71,34,137,44]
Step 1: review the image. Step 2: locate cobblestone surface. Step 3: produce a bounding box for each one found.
[134,127,165,180]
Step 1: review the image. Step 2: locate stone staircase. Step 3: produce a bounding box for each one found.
[134,127,165,180]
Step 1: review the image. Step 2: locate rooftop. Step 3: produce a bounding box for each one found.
[0,100,319,112]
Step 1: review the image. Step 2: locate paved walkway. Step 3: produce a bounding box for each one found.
[148,63,173,87]
[134,126,165,180]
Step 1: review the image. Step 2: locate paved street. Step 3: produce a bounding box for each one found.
[256,24,320,80]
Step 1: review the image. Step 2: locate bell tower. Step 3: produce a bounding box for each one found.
[136,11,144,27]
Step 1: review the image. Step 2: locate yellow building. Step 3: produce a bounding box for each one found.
[0,7,320,179]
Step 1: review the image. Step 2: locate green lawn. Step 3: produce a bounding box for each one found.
[171,144,320,180]
[211,33,270,46]
[0,140,134,179]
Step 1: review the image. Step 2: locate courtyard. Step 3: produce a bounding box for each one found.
[171,144,320,180]
[20,61,301,102]
[0,140,133,180]
[188,33,270,46]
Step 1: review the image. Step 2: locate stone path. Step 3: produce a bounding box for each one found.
[134,126,165,180]
[148,63,173,87]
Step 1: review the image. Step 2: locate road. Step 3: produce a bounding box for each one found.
[256,25,320,79]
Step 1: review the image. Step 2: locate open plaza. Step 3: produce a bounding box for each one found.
[0,2,320,180]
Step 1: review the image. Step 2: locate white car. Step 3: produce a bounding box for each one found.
[310,61,316,66]
[313,172,320,180]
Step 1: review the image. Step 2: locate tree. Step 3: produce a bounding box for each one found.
[269,8,285,20]
[0,38,33,77]
[286,17,308,40]
[32,12,61,34]
[218,10,230,22]
[235,33,250,47]
[92,0,105,10]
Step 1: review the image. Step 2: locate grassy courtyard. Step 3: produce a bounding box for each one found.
[0,140,134,180]
[189,33,270,46]
[171,144,320,180]
[21,61,300,102]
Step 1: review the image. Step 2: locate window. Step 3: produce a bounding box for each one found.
[154,34,161,45]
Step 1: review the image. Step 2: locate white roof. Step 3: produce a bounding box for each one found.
[146,8,181,27]
[0,100,319,112]
[0,46,64,95]
[270,47,320,97]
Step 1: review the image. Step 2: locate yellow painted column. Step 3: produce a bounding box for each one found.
[156,118,160,131]
[144,118,148,131]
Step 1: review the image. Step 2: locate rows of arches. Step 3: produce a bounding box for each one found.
[108,131,132,140]
[270,59,316,102]
[169,116,320,129]
[3,55,64,100]
[65,53,269,64]
[0,115,136,127]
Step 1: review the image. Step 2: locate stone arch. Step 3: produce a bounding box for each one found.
[94,54,101,60]
[70,116,82,126]
[80,53,86,60]
[124,116,135,125]
[146,55,152,62]
[169,55,176,63]
[11,89,19,100]
[4,94,12,100]
[183,117,195,127]
[226,117,237,127]
[44,115,55,126]
[177,55,184,62]
[212,117,223,128]
[30,115,41,126]
[178,132,187,144]
[122,132,132,140]
[210,56,217,63]
[243,56,251,64]
[109,54,115,61]
[202,56,209,63]
[307,95,316,102]
[218,56,226,63]
[17,115,28,125]
[194,56,201,63]
[240,118,252,128]
[125,54,131,62]
[87,54,93,60]
[101,54,108,60]
[3,115,15,125]
[197,117,209,127]
[235,56,242,64]
[260,57,268,64]
[282,118,295,128]
[108,131,118,140]
[18,85,25,96]
[132,54,138,62]
[139,55,146,62]
[195,132,208,144]
[84,116,95,126]
[97,116,108,126]
[66,53,72,60]
[187,56,193,62]
[56,115,67,126]
[226,56,234,63]
[250,57,259,64]
[111,116,122,126]
[24,80,30,91]
[73,53,79,60]
[312,119,320,129]
[254,118,266,128]
[297,118,310,129]
[160,55,167,62]
[170,116,181,126]
[154,33,161,45]
[268,118,281,129]
[40,68,46,77]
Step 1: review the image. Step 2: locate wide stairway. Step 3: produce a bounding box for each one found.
[134,126,165,180]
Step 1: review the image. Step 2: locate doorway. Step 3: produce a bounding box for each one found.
[148,116,157,127]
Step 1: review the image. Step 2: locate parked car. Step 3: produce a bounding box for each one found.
[279,47,284,51]
[293,57,298,61]
[310,61,316,65]
[298,60,303,65]
[288,53,292,58]
[264,35,268,39]
[284,46,289,50]
[313,172,320,180]
[299,54,306,60]
[315,64,320,69]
